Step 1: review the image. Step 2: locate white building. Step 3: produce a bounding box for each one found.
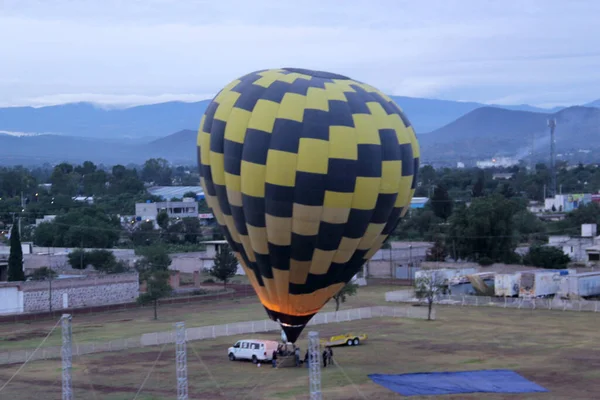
[135,198,199,222]
[547,224,600,262]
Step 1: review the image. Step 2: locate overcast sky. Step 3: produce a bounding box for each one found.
[2,0,600,108]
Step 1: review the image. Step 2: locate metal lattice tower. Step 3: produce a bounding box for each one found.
[308,331,322,400]
[61,314,73,400]
[175,322,188,400]
[548,118,557,197]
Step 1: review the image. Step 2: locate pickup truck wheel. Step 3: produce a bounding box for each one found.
[346,339,353,346]
[353,338,360,346]
[252,355,258,364]
[229,353,236,361]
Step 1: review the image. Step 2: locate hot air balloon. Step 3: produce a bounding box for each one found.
[197,68,419,343]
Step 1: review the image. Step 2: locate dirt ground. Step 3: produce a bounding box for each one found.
[1,304,600,399]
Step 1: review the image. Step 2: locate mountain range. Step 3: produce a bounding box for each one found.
[420,106,600,164]
[1,95,599,166]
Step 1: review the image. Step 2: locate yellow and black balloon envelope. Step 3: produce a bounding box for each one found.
[197,68,419,342]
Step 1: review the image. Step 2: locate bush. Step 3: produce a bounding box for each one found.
[478,257,494,266]
[28,267,57,281]
[202,278,215,283]
[67,249,128,273]
[523,245,571,269]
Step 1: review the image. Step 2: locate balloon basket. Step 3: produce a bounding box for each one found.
[275,355,300,368]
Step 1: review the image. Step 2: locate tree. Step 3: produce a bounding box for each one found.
[138,270,172,320]
[142,158,172,185]
[156,211,169,230]
[513,209,547,244]
[471,171,485,198]
[430,184,453,220]
[33,207,121,248]
[67,249,129,273]
[426,236,448,262]
[67,249,89,270]
[131,220,156,247]
[447,195,519,263]
[523,245,571,269]
[415,271,446,321]
[332,282,359,311]
[208,244,238,288]
[181,217,201,244]
[8,222,25,281]
[135,246,172,320]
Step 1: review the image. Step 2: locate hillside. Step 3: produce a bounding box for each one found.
[0,101,210,139]
[0,96,563,139]
[419,106,600,162]
[145,129,198,162]
[389,96,562,133]
[1,100,597,166]
[0,133,141,165]
[585,98,600,108]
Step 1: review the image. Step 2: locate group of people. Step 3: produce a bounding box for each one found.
[303,346,334,367]
[271,343,334,368]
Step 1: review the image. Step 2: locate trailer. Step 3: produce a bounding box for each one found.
[495,274,520,297]
[558,271,600,299]
[518,269,576,298]
[494,270,538,297]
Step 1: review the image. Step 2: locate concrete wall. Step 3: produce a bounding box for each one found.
[0,273,139,314]
[0,286,23,314]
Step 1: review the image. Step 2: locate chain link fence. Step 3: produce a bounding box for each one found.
[0,305,430,365]
[386,289,600,313]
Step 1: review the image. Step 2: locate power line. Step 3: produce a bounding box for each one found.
[0,317,62,393]
[132,343,167,400]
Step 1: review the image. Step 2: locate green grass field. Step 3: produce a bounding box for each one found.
[2,285,600,399]
[2,306,600,399]
[0,285,401,351]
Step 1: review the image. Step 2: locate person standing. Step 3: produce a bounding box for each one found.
[327,346,334,366]
[304,349,309,367]
[295,346,301,367]
[272,350,277,368]
[322,349,328,368]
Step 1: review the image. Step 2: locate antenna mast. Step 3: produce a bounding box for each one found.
[548,119,557,198]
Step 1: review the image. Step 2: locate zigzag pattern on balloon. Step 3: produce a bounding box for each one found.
[197,67,419,342]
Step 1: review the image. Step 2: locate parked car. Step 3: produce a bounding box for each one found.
[228,339,279,364]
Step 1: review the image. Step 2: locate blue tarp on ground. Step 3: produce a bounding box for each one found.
[368,370,548,396]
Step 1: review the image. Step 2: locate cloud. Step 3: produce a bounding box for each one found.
[1,0,600,107]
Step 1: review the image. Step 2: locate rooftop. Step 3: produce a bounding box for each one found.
[147,186,204,200]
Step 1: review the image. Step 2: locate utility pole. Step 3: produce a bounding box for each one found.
[548,119,557,198]
[61,314,73,400]
[175,322,188,400]
[19,191,24,240]
[308,331,322,400]
[49,276,53,312]
[530,130,536,173]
